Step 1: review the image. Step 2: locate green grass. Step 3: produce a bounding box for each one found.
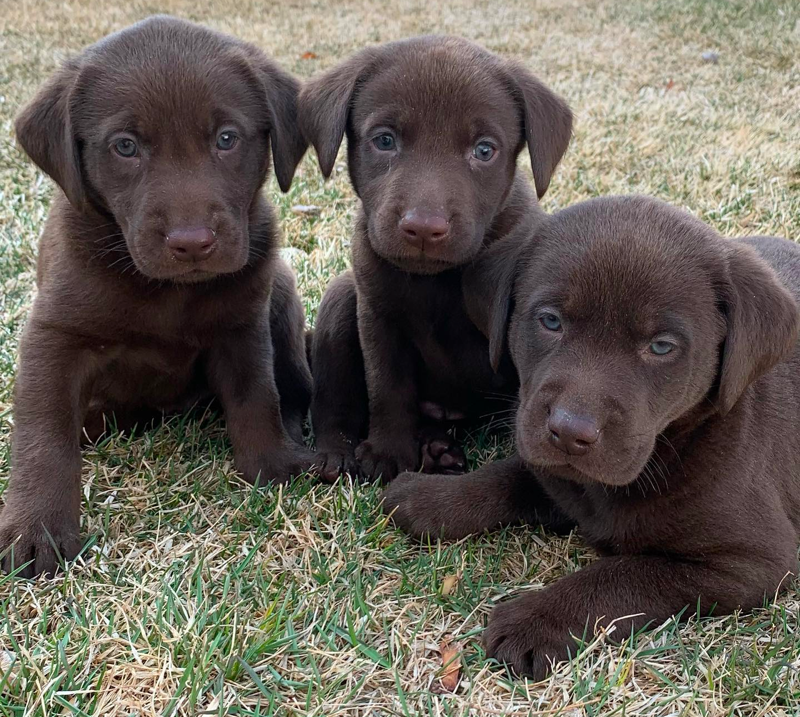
[1,0,799,714]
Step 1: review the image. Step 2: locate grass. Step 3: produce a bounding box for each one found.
[1,0,800,714]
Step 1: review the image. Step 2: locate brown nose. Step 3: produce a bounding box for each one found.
[398,209,450,249]
[166,227,216,262]
[547,407,600,456]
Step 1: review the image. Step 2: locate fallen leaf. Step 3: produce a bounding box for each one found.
[301,51,318,60]
[438,639,462,692]
[665,78,675,91]
[440,573,459,596]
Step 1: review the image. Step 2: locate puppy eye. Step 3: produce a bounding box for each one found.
[372,133,396,151]
[113,138,138,158]
[473,141,496,161]
[540,312,562,332]
[216,131,238,151]
[649,340,675,355]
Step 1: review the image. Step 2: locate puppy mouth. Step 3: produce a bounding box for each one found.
[517,429,651,487]
[123,229,250,282]
[384,253,459,274]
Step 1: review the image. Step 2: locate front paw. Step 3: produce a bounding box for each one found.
[0,507,82,579]
[239,446,316,486]
[355,439,418,482]
[483,594,574,680]
[310,449,361,483]
[382,471,461,539]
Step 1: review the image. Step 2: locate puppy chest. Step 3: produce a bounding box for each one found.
[413,317,511,395]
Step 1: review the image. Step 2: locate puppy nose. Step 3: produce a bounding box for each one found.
[547,407,600,456]
[398,209,450,249]
[166,226,216,262]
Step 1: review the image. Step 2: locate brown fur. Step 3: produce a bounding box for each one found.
[1,16,312,578]
[300,36,572,482]
[384,195,800,678]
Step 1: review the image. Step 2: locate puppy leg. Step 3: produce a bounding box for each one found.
[270,260,312,445]
[483,550,795,680]
[310,271,368,482]
[383,455,573,540]
[207,311,313,485]
[0,326,93,578]
[355,299,422,483]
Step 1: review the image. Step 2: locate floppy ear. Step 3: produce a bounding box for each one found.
[246,56,308,193]
[463,238,527,372]
[15,59,85,209]
[503,62,573,199]
[715,241,799,414]
[297,49,378,178]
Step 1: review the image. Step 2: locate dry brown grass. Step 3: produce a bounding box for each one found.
[1,0,799,715]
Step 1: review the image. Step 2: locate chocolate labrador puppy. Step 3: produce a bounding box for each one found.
[299,36,573,482]
[384,196,800,678]
[1,16,312,578]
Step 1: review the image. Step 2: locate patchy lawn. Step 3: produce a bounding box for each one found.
[1,0,799,714]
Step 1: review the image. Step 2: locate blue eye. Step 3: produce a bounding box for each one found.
[473,141,495,161]
[113,138,138,158]
[373,133,396,151]
[216,131,238,151]
[649,340,675,355]
[540,312,562,332]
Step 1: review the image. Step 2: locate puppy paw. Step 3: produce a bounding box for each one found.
[381,471,469,540]
[0,509,82,579]
[355,439,418,482]
[419,427,467,475]
[483,594,572,680]
[310,450,361,483]
[240,446,316,486]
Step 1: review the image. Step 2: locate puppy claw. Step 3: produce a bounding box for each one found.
[483,597,569,681]
[355,440,417,483]
[0,515,82,579]
[310,451,361,483]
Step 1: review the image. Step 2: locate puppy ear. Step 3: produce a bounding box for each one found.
[253,59,308,193]
[463,237,527,372]
[15,59,85,209]
[716,241,799,414]
[503,63,572,199]
[298,50,377,178]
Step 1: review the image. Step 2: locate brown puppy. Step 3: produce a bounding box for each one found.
[384,195,800,678]
[299,36,573,482]
[1,16,312,578]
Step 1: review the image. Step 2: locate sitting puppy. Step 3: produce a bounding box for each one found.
[299,36,573,482]
[1,16,312,578]
[384,195,800,678]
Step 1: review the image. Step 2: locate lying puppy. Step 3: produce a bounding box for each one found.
[384,195,800,678]
[1,16,312,578]
[299,36,573,481]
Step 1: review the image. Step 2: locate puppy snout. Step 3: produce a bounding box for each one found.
[166,226,217,262]
[547,407,600,456]
[398,209,450,249]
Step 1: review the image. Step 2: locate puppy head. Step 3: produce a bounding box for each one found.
[471,196,799,487]
[15,15,306,283]
[299,36,572,274]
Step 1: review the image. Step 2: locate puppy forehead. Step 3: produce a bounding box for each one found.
[531,209,721,329]
[354,42,518,135]
[77,21,259,133]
